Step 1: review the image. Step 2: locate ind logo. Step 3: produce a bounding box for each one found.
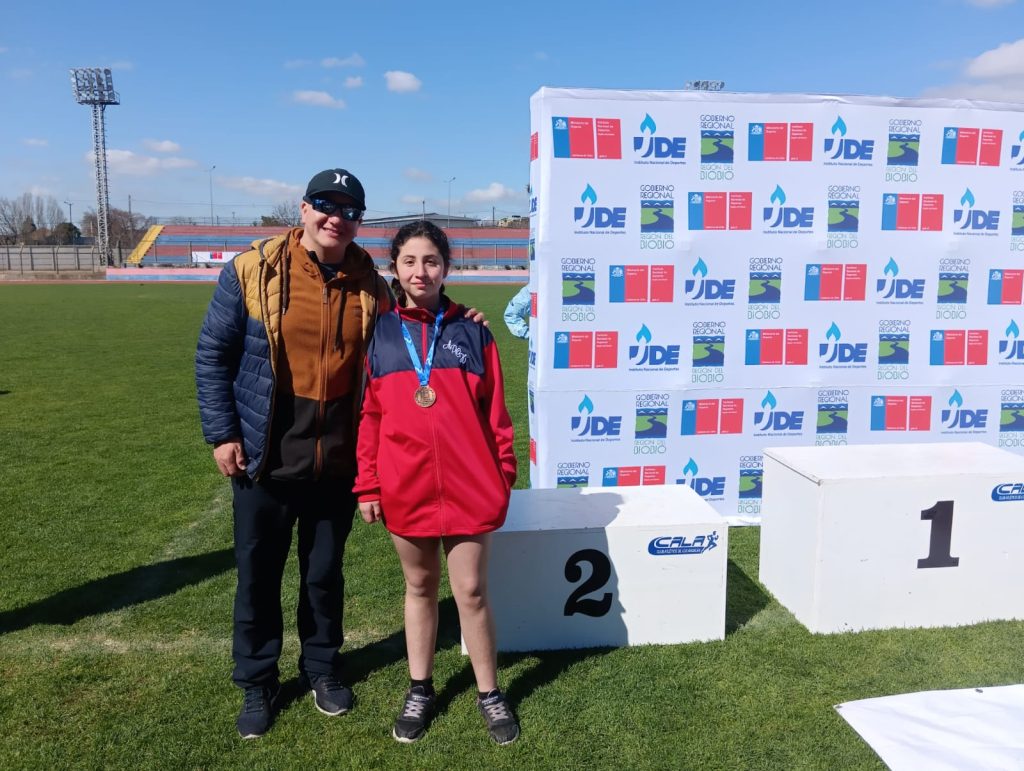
[629,324,681,367]
[1000,320,1024,362]
[685,257,735,301]
[675,457,726,498]
[571,395,622,438]
[574,183,626,229]
[763,184,813,229]
[819,322,868,364]
[941,389,988,430]
[633,113,686,159]
[823,115,874,161]
[753,390,804,432]
[953,188,1000,231]
[1012,130,1024,167]
[877,258,925,300]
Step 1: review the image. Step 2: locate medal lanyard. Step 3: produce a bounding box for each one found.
[400,309,444,389]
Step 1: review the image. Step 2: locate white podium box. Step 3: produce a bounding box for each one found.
[759,442,1024,634]
[485,485,728,652]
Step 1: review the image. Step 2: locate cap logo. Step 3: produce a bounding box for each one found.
[332,172,348,185]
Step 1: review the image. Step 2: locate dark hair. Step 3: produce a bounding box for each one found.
[389,220,451,306]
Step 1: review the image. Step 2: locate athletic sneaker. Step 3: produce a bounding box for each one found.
[307,672,354,716]
[477,690,520,745]
[236,681,281,739]
[392,686,436,743]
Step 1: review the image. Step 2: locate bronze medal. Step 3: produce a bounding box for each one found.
[414,385,437,408]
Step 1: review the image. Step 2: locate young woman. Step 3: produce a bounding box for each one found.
[354,220,519,745]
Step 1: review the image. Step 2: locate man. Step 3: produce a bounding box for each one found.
[195,169,391,739]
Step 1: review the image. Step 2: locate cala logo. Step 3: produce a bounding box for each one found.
[824,115,874,161]
[819,322,868,364]
[629,324,681,367]
[633,113,686,159]
[763,184,814,229]
[941,389,988,430]
[1000,320,1024,361]
[574,184,626,229]
[684,257,735,300]
[877,257,925,300]
[675,457,726,497]
[954,188,1000,231]
[754,390,804,432]
[570,395,622,438]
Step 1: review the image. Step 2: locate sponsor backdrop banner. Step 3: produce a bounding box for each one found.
[527,87,1024,523]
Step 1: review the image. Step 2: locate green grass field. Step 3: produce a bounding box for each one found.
[2,283,1023,769]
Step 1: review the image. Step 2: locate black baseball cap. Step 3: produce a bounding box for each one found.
[304,168,366,209]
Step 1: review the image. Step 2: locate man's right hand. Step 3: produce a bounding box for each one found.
[213,439,248,477]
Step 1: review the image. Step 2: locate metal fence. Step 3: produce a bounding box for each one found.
[0,245,122,272]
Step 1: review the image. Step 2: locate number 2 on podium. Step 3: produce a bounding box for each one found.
[918,500,960,569]
[564,549,612,617]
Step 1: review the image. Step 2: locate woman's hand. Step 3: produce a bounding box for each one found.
[359,500,383,523]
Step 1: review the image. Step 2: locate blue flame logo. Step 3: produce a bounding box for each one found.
[692,257,708,277]
[682,458,699,477]
[761,391,778,410]
[831,116,847,137]
[639,113,656,134]
[580,184,597,205]
[826,322,842,341]
[1008,320,1021,339]
[948,389,964,408]
[884,257,899,277]
[578,395,594,415]
[635,324,652,344]
[769,185,786,205]
[960,188,976,208]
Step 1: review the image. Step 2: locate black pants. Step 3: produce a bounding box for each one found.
[230,476,355,688]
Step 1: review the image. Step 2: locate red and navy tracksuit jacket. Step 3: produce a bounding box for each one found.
[353,298,516,537]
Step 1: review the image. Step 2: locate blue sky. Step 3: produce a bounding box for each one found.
[3,0,1024,224]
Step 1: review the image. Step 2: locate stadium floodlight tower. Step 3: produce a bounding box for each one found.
[69,68,119,266]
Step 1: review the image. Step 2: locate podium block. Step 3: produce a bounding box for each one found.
[760,442,1024,634]
[486,485,728,652]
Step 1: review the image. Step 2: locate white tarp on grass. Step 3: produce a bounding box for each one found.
[836,684,1024,770]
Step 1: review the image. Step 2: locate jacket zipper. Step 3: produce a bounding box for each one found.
[314,280,329,478]
[424,316,447,534]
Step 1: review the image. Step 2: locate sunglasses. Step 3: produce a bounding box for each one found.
[305,197,363,221]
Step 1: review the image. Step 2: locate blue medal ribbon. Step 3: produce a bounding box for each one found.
[400,309,444,389]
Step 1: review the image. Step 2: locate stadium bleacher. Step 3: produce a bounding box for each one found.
[132,224,529,269]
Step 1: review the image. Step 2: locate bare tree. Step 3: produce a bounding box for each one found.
[0,192,65,243]
[81,207,157,248]
[264,201,300,227]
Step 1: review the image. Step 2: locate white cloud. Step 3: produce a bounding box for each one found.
[284,59,312,69]
[96,149,198,175]
[464,182,527,204]
[22,138,47,147]
[292,90,346,109]
[142,139,181,153]
[384,70,422,93]
[922,81,1024,103]
[966,0,1014,7]
[965,38,1024,79]
[926,36,1024,103]
[220,176,303,198]
[344,76,363,89]
[403,167,433,182]
[322,53,365,68]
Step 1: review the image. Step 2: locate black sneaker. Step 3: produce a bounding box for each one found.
[236,681,281,739]
[477,690,519,745]
[307,672,354,716]
[392,686,436,743]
